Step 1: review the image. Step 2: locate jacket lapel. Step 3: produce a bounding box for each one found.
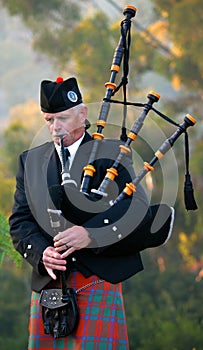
[46,145,61,187]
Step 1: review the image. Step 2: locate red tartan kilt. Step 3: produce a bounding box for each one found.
[28,272,129,349]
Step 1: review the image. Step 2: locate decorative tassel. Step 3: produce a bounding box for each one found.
[184,174,198,210]
[183,131,198,210]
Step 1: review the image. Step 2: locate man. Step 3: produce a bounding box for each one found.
[9,77,174,349]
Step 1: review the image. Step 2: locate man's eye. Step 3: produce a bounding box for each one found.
[58,117,68,121]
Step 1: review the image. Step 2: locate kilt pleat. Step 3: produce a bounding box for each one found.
[28,272,129,349]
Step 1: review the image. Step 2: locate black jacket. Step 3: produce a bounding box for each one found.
[9,132,152,292]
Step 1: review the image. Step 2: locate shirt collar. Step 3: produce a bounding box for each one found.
[67,133,85,159]
[55,133,85,168]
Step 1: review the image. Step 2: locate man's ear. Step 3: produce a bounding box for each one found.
[79,105,88,124]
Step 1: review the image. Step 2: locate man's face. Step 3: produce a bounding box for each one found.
[43,104,87,146]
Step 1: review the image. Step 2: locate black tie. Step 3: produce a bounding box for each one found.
[65,148,70,170]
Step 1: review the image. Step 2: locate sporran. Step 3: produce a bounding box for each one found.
[40,287,79,339]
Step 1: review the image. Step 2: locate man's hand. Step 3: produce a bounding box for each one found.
[42,246,67,279]
[53,225,91,258]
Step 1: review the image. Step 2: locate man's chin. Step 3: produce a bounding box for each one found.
[61,135,71,146]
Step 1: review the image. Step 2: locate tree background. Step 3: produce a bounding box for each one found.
[0,0,203,349]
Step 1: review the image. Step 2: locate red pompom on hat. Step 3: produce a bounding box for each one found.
[56,76,64,83]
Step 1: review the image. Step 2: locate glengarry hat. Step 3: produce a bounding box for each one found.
[40,76,83,113]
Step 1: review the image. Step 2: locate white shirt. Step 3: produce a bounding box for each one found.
[55,133,85,169]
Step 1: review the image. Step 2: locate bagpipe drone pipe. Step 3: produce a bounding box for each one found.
[48,5,198,255]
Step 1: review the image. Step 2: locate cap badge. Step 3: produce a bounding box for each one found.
[67,91,78,103]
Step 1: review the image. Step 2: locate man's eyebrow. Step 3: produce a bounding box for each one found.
[56,114,71,117]
[44,113,72,119]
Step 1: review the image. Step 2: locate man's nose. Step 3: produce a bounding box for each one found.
[53,119,61,130]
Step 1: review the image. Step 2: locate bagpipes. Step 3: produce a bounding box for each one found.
[48,5,197,224]
[45,5,198,317]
